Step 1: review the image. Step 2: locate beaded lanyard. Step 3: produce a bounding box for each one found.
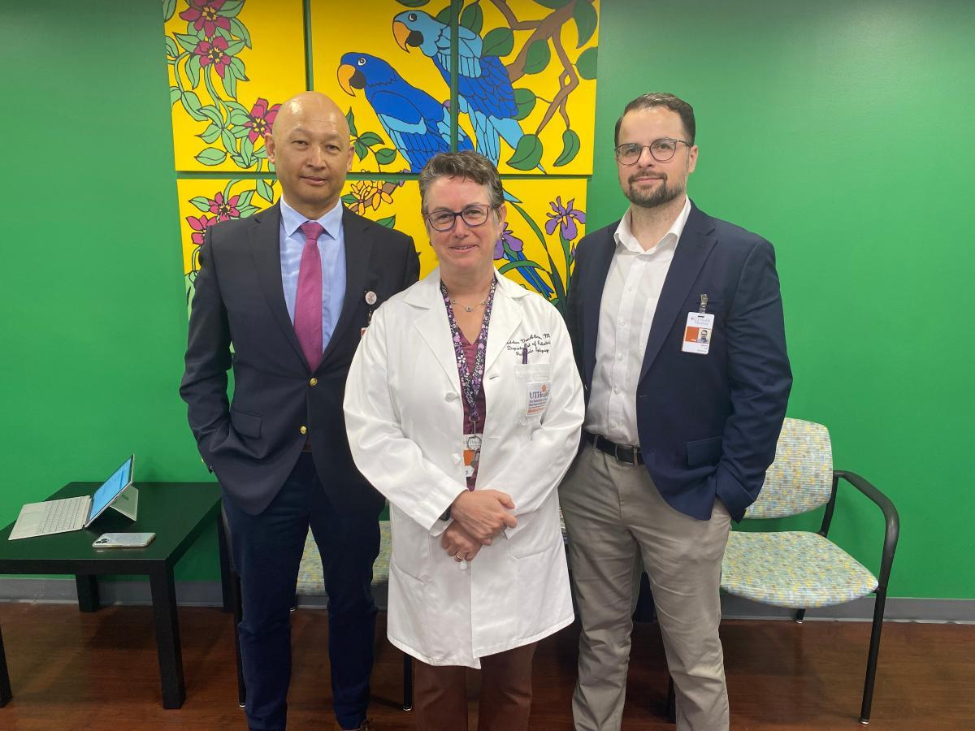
[440,277,498,477]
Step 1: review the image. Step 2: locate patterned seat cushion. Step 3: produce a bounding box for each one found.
[297,520,392,594]
[722,530,878,608]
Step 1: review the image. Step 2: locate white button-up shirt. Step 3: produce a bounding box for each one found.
[584,197,692,445]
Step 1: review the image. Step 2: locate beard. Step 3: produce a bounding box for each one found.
[624,172,685,210]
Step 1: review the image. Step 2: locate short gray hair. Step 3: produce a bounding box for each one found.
[418,151,505,213]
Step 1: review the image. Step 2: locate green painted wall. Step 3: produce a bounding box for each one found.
[1,0,972,597]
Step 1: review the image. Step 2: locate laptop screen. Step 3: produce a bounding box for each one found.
[87,456,134,523]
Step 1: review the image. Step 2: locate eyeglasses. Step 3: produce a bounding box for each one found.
[615,138,691,165]
[425,203,496,232]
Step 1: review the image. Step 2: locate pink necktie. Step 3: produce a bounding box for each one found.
[295,221,325,370]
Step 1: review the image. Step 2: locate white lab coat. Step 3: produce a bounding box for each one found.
[344,269,583,667]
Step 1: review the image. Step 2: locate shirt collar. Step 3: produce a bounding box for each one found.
[279,196,344,240]
[614,196,692,255]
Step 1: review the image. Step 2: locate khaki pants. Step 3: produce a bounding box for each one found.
[560,445,731,731]
[413,642,537,731]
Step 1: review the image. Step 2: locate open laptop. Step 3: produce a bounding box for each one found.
[8,455,137,540]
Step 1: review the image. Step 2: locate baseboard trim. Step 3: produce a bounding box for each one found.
[0,578,971,623]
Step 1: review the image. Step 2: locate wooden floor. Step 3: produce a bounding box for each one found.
[0,602,972,729]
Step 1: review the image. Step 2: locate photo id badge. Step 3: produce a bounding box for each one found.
[463,433,482,479]
[682,312,715,355]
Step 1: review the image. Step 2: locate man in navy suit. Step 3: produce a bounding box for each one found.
[561,93,791,730]
[180,91,419,731]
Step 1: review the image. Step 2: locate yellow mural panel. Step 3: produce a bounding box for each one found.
[165,0,306,173]
[311,0,455,175]
[470,0,599,176]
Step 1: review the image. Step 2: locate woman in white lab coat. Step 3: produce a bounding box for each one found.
[344,151,583,731]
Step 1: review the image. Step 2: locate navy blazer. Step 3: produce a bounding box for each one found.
[566,202,792,521]
[180,203,420,516]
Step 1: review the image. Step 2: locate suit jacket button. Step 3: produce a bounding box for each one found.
[309,378,318,386]
[300,426,308,435]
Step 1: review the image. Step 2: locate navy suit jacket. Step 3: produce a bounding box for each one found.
[180,203,420,516]
[566,202,792,521]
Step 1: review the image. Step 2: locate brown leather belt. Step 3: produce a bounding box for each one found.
[585,431,644,466]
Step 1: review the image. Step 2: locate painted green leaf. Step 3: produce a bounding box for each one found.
[228,107,250,125]
[523,40,551,75]
[460,2,483,35]
[396,0,430,7]
[169,86,181,105]
[219,128,236,152]
[254,145,267,159]
[226,100,248,115]
[220,0,244,18]
[376,216,397,229]
[229,57,247,80]
[195,148,227,166]
[354,141,368,161]
[215,26,232,42]
[180,91,207,121]
[553,129,581,167]
[240,136,254,165]
[482,27,514,58]
[229,17,251,47]
[513,88,536,120]
[572,0,597,48]
[189,196,211,212]
[237,204,258,217]
[506,133,543,170]
[163,0,176,22]
[198,105,223,125]
[257,179,275,203]
[435,6,452,24]
[222,68,238,98]
[225,40,246,56]
[165,36,179,59]
[575,46,597,80]
[358,131,384,147]
[174,33,199,54]
[531,0,571,9]
[346,109,357,137]
[199,124,221,143]
[237,190,255,207]
[498,259,543,274]
[185,53,202,88]
[232,125,251,139]
[341,193,358,206]
[374,148,398,165]
[230,153,247,167]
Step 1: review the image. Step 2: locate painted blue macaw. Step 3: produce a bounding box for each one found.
[391,13,552,297]
[392,10,526,167]
[337,52,472,173]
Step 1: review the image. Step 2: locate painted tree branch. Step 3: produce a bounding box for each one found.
[503,2,575,83]
[536,29,579,135]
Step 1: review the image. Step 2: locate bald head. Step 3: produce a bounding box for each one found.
[271,91,349,143]
[266,91,353,219]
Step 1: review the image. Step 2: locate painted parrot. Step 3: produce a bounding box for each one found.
[337,52,471,173]
[391,13,552,297]
[392,10,527,167]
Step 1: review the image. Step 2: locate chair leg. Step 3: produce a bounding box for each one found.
[402,653,413,711]
[795,608,806,624]
[859,587,888,725]
[231,572,246,709]
[666,675,676,724]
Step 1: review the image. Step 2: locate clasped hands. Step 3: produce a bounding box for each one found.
[439,489,517,563]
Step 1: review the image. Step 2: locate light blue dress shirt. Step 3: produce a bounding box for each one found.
[279,197,347,352]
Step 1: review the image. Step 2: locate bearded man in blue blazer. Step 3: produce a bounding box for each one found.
[181,92,418,731]
[561,93,792,731]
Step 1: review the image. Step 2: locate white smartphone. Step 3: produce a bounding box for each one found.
[93,532,156,549]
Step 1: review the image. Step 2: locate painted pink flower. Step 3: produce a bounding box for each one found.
[245,98,280,143]
[194,36,232,78]
[180,0,231,38]
[187,214,217,245]
[207,192,241,221]
[545,196,586,242]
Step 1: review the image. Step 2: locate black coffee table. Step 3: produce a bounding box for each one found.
[0,481,230,709]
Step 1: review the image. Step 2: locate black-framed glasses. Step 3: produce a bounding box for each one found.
[615,138,691,165]
[425,203,496,232]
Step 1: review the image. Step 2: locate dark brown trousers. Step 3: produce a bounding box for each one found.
[413,642,538,731]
